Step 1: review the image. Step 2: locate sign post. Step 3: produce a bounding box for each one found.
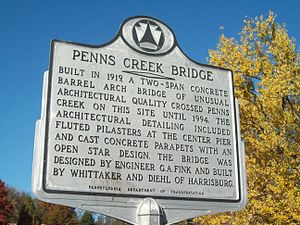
[33,16,247,224]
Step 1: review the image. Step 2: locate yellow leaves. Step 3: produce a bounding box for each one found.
[193,214,232,225]
[198,11,300,224]
[266,11,275,24]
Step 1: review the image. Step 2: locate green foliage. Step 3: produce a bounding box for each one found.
[111,219,130,225]
[79,211,95,225]
[17,196,39,225]
[17,205,33,225]
[6,185,29,223]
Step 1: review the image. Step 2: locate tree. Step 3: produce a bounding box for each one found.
[195,11,300,224]
[6,186,34,224]
[37,201,78,225]
[17,196,39,225]
[17,205,33,225]
[79,211,95,225]
[0,180,13,225]
[111,219,130,225]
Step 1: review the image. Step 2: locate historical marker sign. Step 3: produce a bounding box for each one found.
[33,16,247,224]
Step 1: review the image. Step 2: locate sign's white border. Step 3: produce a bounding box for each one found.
[33,16,247,224]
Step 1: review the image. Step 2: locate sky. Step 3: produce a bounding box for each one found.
[0,0,299,195]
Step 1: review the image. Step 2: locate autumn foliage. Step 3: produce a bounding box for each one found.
[195,12,300,224]
[37,201,78,225]
[0,180,13,225]
[1,183,127,224]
